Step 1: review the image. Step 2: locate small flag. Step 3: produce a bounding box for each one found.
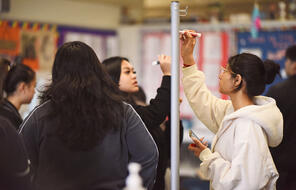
[42,24,49,31]
[251,3,261,38]
[12,21,19,28]
[32,23,39,31]
[22,22,29,30]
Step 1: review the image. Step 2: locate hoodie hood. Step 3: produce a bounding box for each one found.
[223,96,283,147]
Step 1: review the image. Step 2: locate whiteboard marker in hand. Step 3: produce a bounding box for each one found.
[179,30,202,38]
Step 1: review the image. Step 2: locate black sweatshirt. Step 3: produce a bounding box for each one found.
[132,76,183,190]
[0,99,23,130]
[0,117,31,190]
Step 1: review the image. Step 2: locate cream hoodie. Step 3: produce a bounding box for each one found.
[182,65,283,190]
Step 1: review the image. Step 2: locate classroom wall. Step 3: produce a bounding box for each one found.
[0,0,121,29]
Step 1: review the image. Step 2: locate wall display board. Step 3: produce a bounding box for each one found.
[58,26,118,61]
[237,30,296,93]
[142,31,230,145]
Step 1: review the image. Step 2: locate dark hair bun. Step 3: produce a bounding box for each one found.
[263,59,280,84]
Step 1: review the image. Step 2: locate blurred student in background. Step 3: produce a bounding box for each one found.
[19,41,158,190]
[181,31,283,189]
[266,45,296,190]
[0,58,36,130]
[0,57,31,190]
[103,55,181,190]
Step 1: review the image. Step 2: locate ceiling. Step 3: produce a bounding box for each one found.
[69,0,284,23]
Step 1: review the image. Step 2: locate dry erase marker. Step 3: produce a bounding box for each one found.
[152,61,160,65]
[179,30,202,38]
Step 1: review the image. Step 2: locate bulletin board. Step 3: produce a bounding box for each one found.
[237,29,296,93]
[141,30,230,143]
[57,26,118,61]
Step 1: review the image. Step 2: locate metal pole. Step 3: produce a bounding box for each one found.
[170,2,180,190]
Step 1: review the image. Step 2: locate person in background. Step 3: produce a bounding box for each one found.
[266,45,296,190]
[0,57,31,190]
[19,41,158,190]
[181,31,283,189]
[103,55,181,190]
[0,58,36,130]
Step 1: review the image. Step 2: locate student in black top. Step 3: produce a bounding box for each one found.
[103,55,183,190]
[19,41,158,190]
[0,57,31,190]
[266,45,296,190]
[0,58,36,130]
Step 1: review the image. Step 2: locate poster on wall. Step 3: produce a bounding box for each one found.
[237,30,296,93]
[58,26,118,61]
[0,21,20,56]
[142,31,229,143]
[20,30,57,71]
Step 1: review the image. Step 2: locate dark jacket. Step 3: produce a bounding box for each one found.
[0,99,23,130]
[0,117,31,190]
[266,75,296,189]
[19,101,158,190]
[132,76,183,190]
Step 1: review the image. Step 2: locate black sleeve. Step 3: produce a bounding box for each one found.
[0,118,32,190]
[125,104,159,190]
[133,76,171,127]
[164,119,184,162]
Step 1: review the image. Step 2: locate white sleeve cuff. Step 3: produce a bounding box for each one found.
[199,148,212,162]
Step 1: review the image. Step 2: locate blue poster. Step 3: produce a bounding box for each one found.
[237,30,296,94]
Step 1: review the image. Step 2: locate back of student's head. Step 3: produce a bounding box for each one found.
[228,53,280,98]
[0,58,10,101]
[102,56,129,84]
[285,45,296,62]
[41,41,123,151]
[4,63,35,97]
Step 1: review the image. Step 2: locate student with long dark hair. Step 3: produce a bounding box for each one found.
[19,41,158,190]
[0,57,31,190]
[102,55,182,190]
[0,59,36,130]
[180,31,283,189]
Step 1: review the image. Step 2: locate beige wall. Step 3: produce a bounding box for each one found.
[0,0,121,29]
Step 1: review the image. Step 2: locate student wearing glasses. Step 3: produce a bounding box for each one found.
[180,31,283,190]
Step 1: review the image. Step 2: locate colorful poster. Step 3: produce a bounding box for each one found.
[0,21,20,56]
[20,30,57,71]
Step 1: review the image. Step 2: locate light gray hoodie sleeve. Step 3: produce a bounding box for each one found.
[125,104,159,190]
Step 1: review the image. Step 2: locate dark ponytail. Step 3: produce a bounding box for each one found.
[228,53,280,98]
[263,59,280,84]
[4,63,35,96]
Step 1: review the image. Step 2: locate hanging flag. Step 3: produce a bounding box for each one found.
[42,24,49,31]
[22,22,29,30]
[32,23,39,31]
[12,21,19,28]
[251,3,261,38]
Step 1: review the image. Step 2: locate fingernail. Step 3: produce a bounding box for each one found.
[190,143,197,147]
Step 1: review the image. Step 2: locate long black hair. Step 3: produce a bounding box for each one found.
[102,56,136,104]
[41,41,124,151]
[228,53,280,98]
[102,56,129,84]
